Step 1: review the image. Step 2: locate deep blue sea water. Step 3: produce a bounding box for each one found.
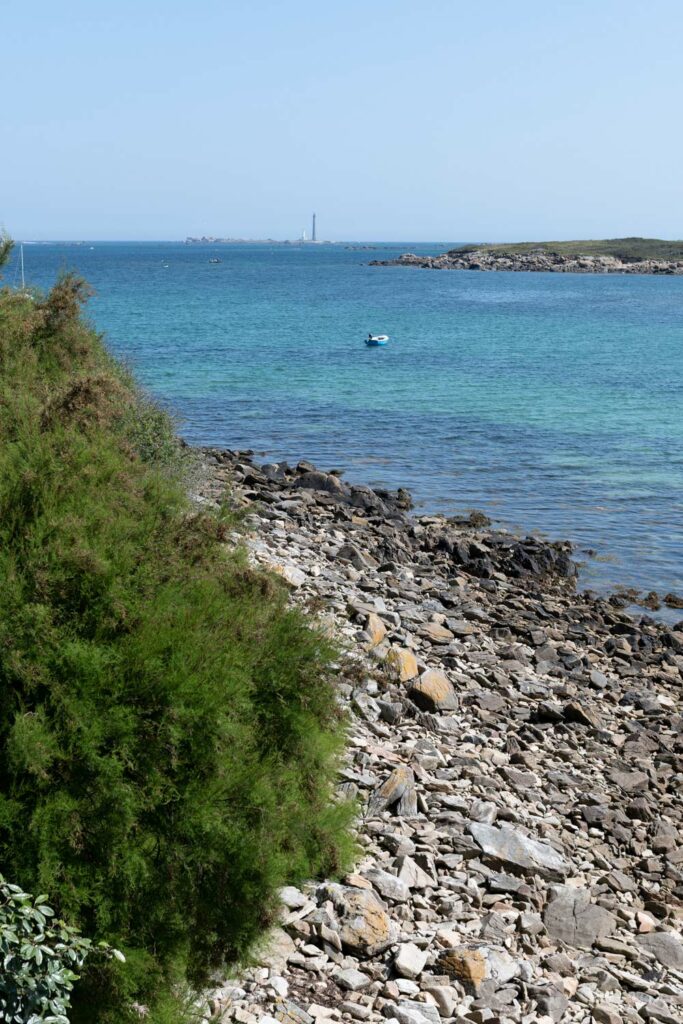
[7,241,683,615]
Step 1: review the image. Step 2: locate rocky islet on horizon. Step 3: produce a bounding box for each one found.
[369,251,683,275]
[190,450,683,1024]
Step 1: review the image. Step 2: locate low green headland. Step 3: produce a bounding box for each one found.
[0,242,353,1022]
[449,237,683,261]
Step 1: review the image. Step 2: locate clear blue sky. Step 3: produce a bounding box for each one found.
[2,0,682,241]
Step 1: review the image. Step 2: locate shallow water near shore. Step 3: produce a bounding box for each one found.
[9,241,683,616]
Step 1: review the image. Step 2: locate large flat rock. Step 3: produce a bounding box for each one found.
[543,887,617,949]
[468,822,569,880]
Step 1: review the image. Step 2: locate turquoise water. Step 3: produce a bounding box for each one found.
[8,241,683,611]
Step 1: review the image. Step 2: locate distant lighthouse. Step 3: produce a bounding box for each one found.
[311,213,317,242]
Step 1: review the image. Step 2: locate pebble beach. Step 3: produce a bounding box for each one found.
[192,449,683,1024]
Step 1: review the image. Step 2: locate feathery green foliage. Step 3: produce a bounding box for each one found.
[0,232,13,268]
[0,274,354,1022]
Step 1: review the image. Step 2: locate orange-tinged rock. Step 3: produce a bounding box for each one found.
[365,612,387,648]
[409,669,458,712]
[386,646,418,681]
[437,948,486,990]
[421,621,454,643]
[344,873,373,891]
[636,911,655,933]
[337,887,395,956]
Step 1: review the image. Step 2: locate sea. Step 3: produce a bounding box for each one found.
[6,240,683,619]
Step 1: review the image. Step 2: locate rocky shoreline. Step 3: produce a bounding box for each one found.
[369,251,683,275]
[192,449,683,1024]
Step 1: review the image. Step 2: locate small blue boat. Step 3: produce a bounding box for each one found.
[365,334,389,347]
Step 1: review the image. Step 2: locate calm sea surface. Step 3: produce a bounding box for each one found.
[7,241,683,616]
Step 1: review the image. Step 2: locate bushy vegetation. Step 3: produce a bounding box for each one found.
[0,874,123,1024]
[450,236,683,261]
[0,269,353,1022]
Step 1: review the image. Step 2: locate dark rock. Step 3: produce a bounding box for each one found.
[294,470,348,496]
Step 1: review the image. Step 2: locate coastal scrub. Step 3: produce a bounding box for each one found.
[0,269,353,1022]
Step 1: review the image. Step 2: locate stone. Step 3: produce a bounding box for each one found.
[484,947,520,985]
[336,887,395,956]
[394,942,428,979]
[337,542,376,570]
[436,947,487,991]
[339,1003,371,1021]
[365,612,387,647]
[256,927,296,971]
[636,911,656,933]
[469,799,497,824]
[270,976,289,998]
[364,867,411,902]
[592,1007,623,1024]
[421,621,454,643]
[563,700,602,728]
[274,1001,314,1024]
[543,887,617,950]
[275,563,307,588]
[334,967,370,991]
[279,886,307,910]
[395,1002,441,1024]
[468,822,569,880]
[641,1002,683,1024]
[395,978,420,995]
[396,854,434,889]
[306,1006,335,1020]
[294,470,347,495]
[637,931,683,969]
[408,669,458,712]
[528,984,569,1023]
[421,986,457,1018]
[518,911,545,936]
[387,646,419,681]
[609,769,649,793]
[367,765,417,816]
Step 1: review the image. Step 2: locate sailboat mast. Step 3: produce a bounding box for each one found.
[20,245,25,290]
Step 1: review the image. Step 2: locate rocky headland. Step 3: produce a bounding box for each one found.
[370,251,683,275]
[193,450,683,1024]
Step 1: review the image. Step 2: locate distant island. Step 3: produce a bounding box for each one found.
[184,235,333,245]
[370,237,683,274]
[185,236,281,244]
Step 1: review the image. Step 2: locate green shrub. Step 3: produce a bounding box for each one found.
[0,874,123,1023]
[0,275,354,1022]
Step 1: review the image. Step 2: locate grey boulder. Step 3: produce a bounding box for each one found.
[468,822,569,880]
[543,887,616,949]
